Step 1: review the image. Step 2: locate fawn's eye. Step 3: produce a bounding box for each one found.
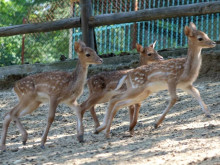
[198,38,203,41]
[86,53,90,57]
[147,53,152,56]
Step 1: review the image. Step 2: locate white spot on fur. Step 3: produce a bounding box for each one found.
[140,80,144,84]
[130,78,138,88]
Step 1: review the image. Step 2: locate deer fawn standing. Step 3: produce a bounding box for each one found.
[80,42,163,135]
[95,22,216,138]
[0,41,103,151]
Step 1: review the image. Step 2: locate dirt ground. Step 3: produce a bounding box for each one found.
[0,79,219,165]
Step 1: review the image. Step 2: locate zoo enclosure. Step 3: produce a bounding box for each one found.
[72,0,220,56]
[0,0,220,66]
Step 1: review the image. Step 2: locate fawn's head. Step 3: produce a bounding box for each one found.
[74,40,103,65]
[184,22,216,49]
[136,41,163,65]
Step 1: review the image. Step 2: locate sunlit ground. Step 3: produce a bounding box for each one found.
[0,80,219,165]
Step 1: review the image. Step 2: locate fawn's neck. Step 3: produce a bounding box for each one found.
[139,56,149,66]
[182,43,202,82]
[71,60,88,90]
[139,56,145,66]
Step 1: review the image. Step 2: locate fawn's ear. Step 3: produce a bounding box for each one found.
[189,22,197,31]
[184,26,192,37]
[74,40,85,53]
[78,40,86,47]
[136,43,144,53]
[149,40,157,49]
[185,22,197,37]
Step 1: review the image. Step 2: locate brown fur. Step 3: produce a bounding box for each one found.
[95,22,216,138]
[80,42,163,135]
[0,41,103,151]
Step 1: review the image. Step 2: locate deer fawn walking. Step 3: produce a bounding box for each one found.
[0,41,103,151]
[80,42,163,135]
[95,22,216,138]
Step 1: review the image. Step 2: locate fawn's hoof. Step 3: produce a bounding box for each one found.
[40,145,45,149]
[0,146,6,152]
[154,123,158,129]
[129,130,134,136]
[22,141,27,145]
[94,130,99,134]
[77,135,84,143]
[206,114,212,118]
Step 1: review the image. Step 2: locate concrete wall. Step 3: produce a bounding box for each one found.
[0,45,219,89]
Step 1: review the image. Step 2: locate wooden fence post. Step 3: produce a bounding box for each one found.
[132,0,138,49]
[80,0,94,49]
[21,17,26,64]
[69,1,75,59]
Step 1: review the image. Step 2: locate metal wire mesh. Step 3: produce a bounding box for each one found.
[72,0,220,57]
[0,0,74,66]
[1,0,219,66]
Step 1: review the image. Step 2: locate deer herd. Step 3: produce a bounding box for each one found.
[0,22,216,151]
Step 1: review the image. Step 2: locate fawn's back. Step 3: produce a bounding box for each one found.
[87,42,163,95]
[125,23,216,93]
[14,72,74,103]
[14,41,103,105]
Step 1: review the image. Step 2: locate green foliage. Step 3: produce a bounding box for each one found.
[24,30,69,64]
[0,0,71,67]
[0,36,21,66]
[0,1,29,66]
[0,0,31,26]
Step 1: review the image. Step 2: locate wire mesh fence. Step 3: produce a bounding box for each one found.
[72,0,220,57]
[0,0,219,66]
[0,0,73,66]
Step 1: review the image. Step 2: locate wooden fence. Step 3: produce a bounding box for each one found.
[0,1,220,57]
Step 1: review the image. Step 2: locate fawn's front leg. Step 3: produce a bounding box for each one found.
[183,85,211,117]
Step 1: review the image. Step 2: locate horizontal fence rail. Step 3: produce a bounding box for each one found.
[72,1,220,57]
[1,0,220,66]
[89,1,220,26]
[0,18,80,37]
[0,2,220,37]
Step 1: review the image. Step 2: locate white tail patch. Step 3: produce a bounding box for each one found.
[115,75,127,90]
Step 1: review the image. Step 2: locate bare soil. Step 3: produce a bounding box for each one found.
[0,80,220,165]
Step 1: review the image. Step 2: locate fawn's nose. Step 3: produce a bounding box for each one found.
[159,55,164,60]
[211,41,216,47]
[99,58,103,63]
